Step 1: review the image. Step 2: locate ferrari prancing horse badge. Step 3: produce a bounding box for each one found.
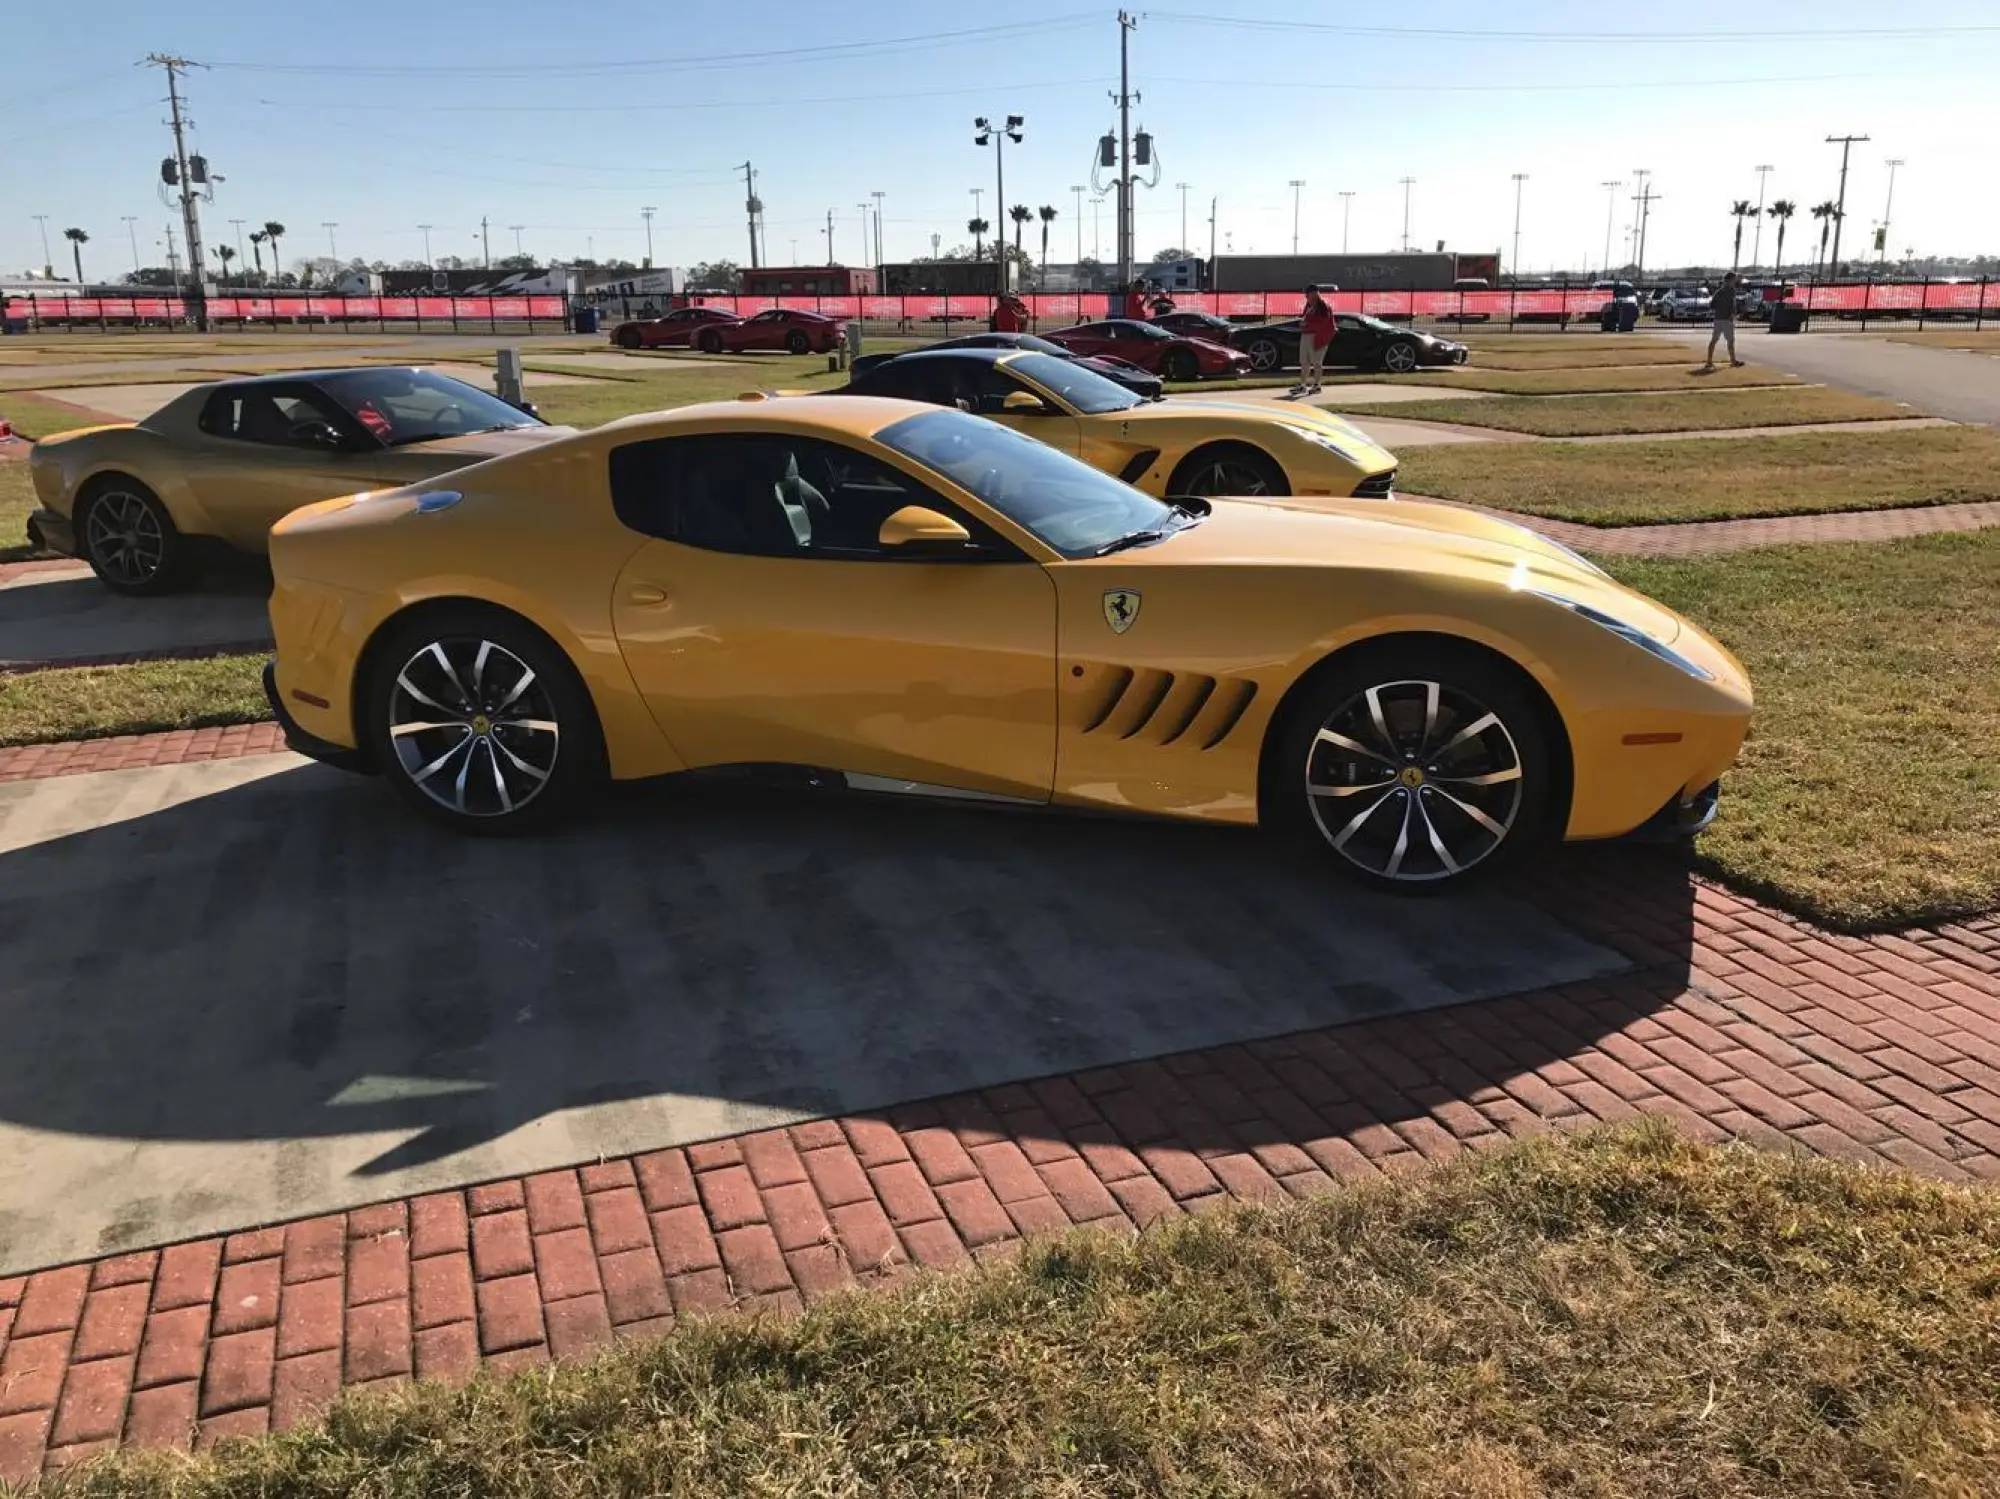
[1103,588,1141,634]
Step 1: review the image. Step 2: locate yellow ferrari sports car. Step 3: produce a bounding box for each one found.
[264,394,1750,890]
[839,347,1399,501]
[27,366,572,595]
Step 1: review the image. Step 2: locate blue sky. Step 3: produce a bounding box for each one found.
[8,1,1997,282]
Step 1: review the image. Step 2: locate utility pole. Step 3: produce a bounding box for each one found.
[419,224,434,267]
[640,206,656,269]
[1599,180,1622,275]
[1510,173,1528,279]
[1750,164,1773,271]
[480,216,490,269]
[1397,177,1415,251]
[1114,10,1138,285]
[1288,179,1305,255]
[1337,191,1354,253]
[228,218,246,285]
[1207,195,1217,270]
[322,221,338,263]
[1879,158,1904,268]
[1824,133,1869,277]
[122,216,141,276]
[144,53,209,328]
[163,221,180,282]
[1070,184,1085,265]
[1631,172,1659,287]
[31,215,53,278]
[741,161,761,268]
[871,190,885,276]
[1175,182,1191,254]
[825,208,835,266]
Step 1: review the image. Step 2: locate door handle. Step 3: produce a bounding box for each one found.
[626,583,669,606]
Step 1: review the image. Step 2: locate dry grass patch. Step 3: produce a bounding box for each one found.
[0,391,126,440]
[1399,363,1801,396]
[1609,530,2000,927]
[529,355,849,427]
[1399,426,2000,525]
[1329,385,1915,437]
[1449,342,1707,371]
[0,652,270,747]
[45,1126,2000,1499]
[1884,329,2000,352]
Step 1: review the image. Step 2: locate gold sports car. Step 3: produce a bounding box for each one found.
[265,394,1750,890]
[27,366,573,595]
[838,347,1399,500]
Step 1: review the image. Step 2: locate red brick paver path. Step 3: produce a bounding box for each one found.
[1498,498,2000,558]
[0,750,1994,1479]
[0,724,286,784]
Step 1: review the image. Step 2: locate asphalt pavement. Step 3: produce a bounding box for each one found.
[1718,329,2000,427]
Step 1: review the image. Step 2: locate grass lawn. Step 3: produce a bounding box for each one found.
[531,355,849,427]
[0,461,34,558]
[55,1127,2000,1498]
[1398,426,2000,525]
[1611,531,2000,927]
[1885,329,2000,352]
[1449,343,1706,371]
[0,390,127,440]
[1393,364,1802,396]
[1328,385,1915,437]
[0,652,270,748]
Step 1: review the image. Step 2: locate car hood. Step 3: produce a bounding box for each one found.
[389,423,580,460]
[1111,493,1683,642]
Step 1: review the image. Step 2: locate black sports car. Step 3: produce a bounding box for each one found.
[849,332,1163,398]
[1159,311,1468,375]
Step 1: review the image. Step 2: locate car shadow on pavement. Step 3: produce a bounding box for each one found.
[0,762,1696,1269]
[0,559,272,668]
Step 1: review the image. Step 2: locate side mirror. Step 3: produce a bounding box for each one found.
[288,420,346,451]
[515,400,539,418]
[878,505,972,551]
[1000,390,1047,414]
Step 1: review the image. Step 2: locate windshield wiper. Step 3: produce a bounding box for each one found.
[1092,528,1168,556]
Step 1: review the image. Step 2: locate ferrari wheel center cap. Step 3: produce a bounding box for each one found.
[1399,765,1425,788]
[471,714,492,737]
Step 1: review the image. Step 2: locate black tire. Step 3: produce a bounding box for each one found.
[615,326,642,350]
[1380,340,1420,374]
[1265,642,1555,892]
[1163,346,1201,383]
[1245,337,1283,373]
[697,328,724,354]
[363,605,607,835]
[1166,443,1288,500]
[785,329,811,354]
[77,476,192,596]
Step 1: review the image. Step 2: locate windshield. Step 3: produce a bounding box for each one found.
[1353,314,1404,334]
[1006,352,1143,415]
[316,367,541,446]
[877,408,1173,558]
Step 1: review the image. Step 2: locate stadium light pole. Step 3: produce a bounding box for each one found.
[871,189,885,274]
[508,224,525,257]
[1750,164,1773,271]
[1337,190,1354,253]
[1510,173,1528,279]
[418,224,434,267]
[1879,158,1904,268]
[122,216,141,276]
[1070,184,1085,266]
[975,114,1024,290]
[322,221,338,264]
[1396,177,1415,252]
[1176,181,1191,254]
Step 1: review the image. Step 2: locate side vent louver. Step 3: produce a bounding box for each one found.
[1077,667,1258,750]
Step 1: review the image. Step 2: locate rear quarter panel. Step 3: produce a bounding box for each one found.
[27,423,223,536]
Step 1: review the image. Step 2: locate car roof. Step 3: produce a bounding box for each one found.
[868,346,1018,365]
[192,365,439,391]
[597,392,953,440]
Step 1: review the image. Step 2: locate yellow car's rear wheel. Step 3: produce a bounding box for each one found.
[365,607,604,834]
[1273,644,1553,891]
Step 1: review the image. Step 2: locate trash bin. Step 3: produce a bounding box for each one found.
[1618,300,1640,332]
[1599,303,1619,332]
[572,305,600,335]
[1769,302,1807,334]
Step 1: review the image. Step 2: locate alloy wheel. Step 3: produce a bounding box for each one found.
[1383,342,1419,373]
[1182,457,1274,497]
[84,490,166,586]
[387,638,562,818]
[1303,677,1524,883]
[1247,339,1280,372]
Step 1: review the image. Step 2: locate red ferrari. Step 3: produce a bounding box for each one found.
[1043,318,1252,381]
[609,306,738,350]
[693,307,846,355]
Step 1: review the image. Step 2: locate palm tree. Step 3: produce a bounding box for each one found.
[262,220,287,284]
[1037,204,1057,286]
[248,230,268,283]
[62,227,88,286]
[1008,203,1031,263]
[1810,201,1841,279]
[1766,200,1796,277]
[214,245,237,284]
[967,217,989,260]
[1729,199,1757,272]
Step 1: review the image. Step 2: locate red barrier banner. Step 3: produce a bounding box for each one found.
[946,296,990,319]
[345,297,383,318]
[734,297,778,315]
[901,295,948,320]
[381,297,420,320]
[1923,283,1981,310]
[859,296,905,322]
[773,296,819,312]
[415,297,456,320]
[207,298,244,318]
[527,295,566,318]
[98,299,136,320]
[1032,294,1081,324]
[1210,293,1269,317]
[818,297,861,319]
[486,297,528,319]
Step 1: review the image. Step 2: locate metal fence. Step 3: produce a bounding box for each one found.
[4,277,1992,335]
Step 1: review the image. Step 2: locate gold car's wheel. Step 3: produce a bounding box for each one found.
[367,610,605,833]
[1167,444,1288,501]
[1273,647,1553,891]
[79,478,188,597]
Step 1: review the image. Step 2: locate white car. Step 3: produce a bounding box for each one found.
[1657,288,1713,322]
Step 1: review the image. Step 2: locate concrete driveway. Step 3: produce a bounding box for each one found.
[0,566,271,668]
[0,756,1630,1272]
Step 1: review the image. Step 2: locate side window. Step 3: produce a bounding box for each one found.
[609,434,1019,562]
[853,361,953,406]
[197,386,352,448]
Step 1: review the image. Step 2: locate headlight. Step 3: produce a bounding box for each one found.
[1531,591,1714,680]
[1290,426,1362,464]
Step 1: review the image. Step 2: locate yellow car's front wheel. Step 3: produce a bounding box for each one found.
[364,606,605,834]
[1271,642,1556,891]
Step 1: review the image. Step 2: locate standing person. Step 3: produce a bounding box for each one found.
[1148,282,1176,317]
[991,292,1028,334]
[1703,270,1745,369]
[1295,283,1335,396]
[1123,277,1149,320]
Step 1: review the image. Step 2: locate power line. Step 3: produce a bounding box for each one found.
[250,76,1099,116]
[1149,70,1886,94]
[1148,11,2000,41]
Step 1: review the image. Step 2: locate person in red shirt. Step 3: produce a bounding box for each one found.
[991,293,1028,334]
[1123,278,1149,320]
[1295,283,1336,396]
